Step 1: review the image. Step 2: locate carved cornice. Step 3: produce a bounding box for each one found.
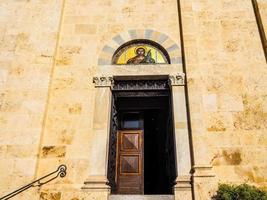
[168,73,185,86]
[93,76,114,87]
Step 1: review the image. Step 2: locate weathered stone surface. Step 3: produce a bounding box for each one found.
[181,0,267,196]
[211,148,242,166]
[41,146,66,158]
[40,191,62,200]
[0,0,267,200]
[0,0,63,196]
[258,0,267,35]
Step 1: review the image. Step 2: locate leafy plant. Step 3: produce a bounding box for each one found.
[212,184,267,200]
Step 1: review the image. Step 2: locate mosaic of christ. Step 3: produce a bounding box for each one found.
[126,46,156,64]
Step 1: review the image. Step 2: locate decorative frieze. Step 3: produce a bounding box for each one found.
[113,79,170,91]
[93,76,114,87]
[169,73,185,86]
[93,74,186,88]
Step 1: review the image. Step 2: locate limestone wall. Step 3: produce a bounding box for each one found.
[180,0,267,196]
[34,0,182,199]
[258,0,267,34]
[1,0,267,200]
[0,0,63,199]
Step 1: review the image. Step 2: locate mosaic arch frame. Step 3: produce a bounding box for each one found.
[98,29,182,65]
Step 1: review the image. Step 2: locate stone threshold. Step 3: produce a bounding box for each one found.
[109,195,174,200]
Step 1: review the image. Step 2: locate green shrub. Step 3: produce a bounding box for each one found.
[212,184,267,200]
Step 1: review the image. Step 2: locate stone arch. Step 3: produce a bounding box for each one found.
[98,29,182,65]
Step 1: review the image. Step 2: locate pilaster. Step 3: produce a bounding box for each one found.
[192,165,216,200]
[82,76,114,199]
[169,73,193,200]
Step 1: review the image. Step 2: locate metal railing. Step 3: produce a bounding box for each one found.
[0,165,67,200]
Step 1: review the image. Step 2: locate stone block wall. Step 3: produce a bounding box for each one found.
[0,0,267,200]
[181,0,267,197]
[33,0,182,199]
[0,0,63,199]
[258,0,267,34]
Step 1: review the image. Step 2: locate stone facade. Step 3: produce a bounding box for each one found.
[0,0,63,199]
[258,0,267,34]
[0,0,266,200]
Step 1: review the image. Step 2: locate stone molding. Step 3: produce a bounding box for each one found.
[174,175,193,200]
[174,175,192,189]
[168,73,185,86]
[192,165,215,178]
[82,176,110,190]
[93,73,186,88]
[93,76,114,87]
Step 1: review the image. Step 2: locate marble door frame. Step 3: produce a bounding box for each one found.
[82,66,214,199]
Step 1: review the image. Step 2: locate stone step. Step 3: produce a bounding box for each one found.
[109,195,174,200]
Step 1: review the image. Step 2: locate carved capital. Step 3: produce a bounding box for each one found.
[169,73,185,86]
[93,76,114,87]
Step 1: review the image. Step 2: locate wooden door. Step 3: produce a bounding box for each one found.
[116,130,144,194]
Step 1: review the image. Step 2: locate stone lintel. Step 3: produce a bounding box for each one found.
[93,76,114,87]
[192,165,215,178]
[169,73,185,86]
[93,73,186,87]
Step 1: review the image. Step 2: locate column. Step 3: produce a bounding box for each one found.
[169,73,193,200]
[82,76,113,200]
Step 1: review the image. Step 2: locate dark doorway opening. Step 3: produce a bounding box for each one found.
[144,109,173,194]
[107,79,176,195]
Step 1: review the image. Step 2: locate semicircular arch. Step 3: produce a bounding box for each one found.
[98,29,182,65]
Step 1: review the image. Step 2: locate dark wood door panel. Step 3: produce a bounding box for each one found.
[116,130,143,194]
[120,154,140,174]
[117,176,142,194]
[121,133,140,151]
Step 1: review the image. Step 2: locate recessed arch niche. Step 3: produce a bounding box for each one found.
[98,29,182,65]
